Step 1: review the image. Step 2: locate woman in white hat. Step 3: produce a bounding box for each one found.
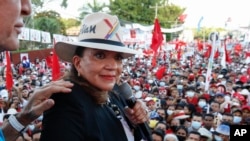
[40,12,150,141]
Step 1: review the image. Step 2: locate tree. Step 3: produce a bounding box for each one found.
[78,0,108,19]
[32,0,68,12]
[61,18,81,29]
[193,27,226,40]
[108,0,185,41]
[109,0,184,27]
[19,11,66,50]
[18,0,69,51]
[34,10,66,35]
[109,0,156,25]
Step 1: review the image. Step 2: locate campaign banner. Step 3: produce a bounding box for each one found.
[18,27,30,41]
[41,31,51,43]
[30,29,41,42]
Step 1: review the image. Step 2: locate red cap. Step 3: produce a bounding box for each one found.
[210,84,218,88]
[240,76,248,83]
[173,111,190,119]
[242,105,250,111]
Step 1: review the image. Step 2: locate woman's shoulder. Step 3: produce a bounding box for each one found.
[50,81,89,102]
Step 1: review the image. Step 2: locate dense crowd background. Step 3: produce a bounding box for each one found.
[0,38,249,141]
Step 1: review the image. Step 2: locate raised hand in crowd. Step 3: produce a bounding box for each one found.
[1,80,73,141]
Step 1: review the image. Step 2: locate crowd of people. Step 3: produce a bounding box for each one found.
[124,41,250,141]
[1,0,250,141]
[0,32,249,141]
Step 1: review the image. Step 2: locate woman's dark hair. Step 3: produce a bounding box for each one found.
[188,131,201,137]
[175,125,188,135]
[186,103,196,118]
[152,128,165,140]
[63,46,109,105]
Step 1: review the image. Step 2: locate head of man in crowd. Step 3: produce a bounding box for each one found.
[202,113,214,130]
[210,100,220,114]
[190,113,203,131]
[0,0,31,51]
[186,131,201,141]
[221,113,233,125]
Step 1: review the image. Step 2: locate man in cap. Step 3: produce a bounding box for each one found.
[231,108,243,125]
[198,127,212,141]
[241,105,250,124]
[212,124,230,141]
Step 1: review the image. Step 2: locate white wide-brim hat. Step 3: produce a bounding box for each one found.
[55,12,141,62]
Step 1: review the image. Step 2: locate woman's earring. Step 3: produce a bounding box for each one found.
[78,72,80,77]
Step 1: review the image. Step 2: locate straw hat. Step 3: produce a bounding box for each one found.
[55,12,141,62]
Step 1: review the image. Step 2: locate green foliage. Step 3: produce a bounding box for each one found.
[32,0,44,7]
[108,0,184,41]
[79,0,107,20]
[34,10,66,35]
[109,0,156,25]
[31,0,68,10]
[60,0,68,8]
[61,18,81,29]
[109,0,185,27]
[193,27,227,40]
[20,11,66,50]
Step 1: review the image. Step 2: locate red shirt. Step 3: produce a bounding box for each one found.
[186,96,198,106]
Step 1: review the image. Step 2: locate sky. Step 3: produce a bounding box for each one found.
[43,0,250,28]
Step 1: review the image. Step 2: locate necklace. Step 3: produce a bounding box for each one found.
[106,98,122,119]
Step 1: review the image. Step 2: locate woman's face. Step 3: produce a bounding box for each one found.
[176,128,187,137]
[74,48,124,91]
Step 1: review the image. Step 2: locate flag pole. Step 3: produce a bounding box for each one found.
[203,29,205,53]
[149,3,163,18]
[204,32,218,92]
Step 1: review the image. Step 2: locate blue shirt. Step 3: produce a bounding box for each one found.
[0,129,5,141]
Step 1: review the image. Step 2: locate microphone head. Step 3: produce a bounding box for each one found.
[118,82,133,100]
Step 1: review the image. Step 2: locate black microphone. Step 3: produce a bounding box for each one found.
[118,82,152,141]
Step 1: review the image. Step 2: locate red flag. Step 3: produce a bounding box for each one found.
[175,40,186,50]
[178,14,187,23]
[151,54,157,67]
[155,66,166,80]
[204,44,212,58]
[214,49,220,59]
[150,18,163,53]
[5,51,13,92]
[52,39,61,81]
[224,40,232,63]
[45,56,53,68]
[143,48,154,57]
[163,51,167,61]
[177,49,181,61]
[234,43,242,53]
[245,52,250,57]
[197,40,203,52]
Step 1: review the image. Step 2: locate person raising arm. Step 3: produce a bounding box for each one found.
[0,0,74,140]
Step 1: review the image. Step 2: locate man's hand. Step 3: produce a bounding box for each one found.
[16,80,73,126]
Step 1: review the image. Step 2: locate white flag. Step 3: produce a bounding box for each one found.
[41,31,51,43]
[18,27,30,40]
[30,29,41,42]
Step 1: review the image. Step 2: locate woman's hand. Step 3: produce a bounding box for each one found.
[124,100,148,124]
